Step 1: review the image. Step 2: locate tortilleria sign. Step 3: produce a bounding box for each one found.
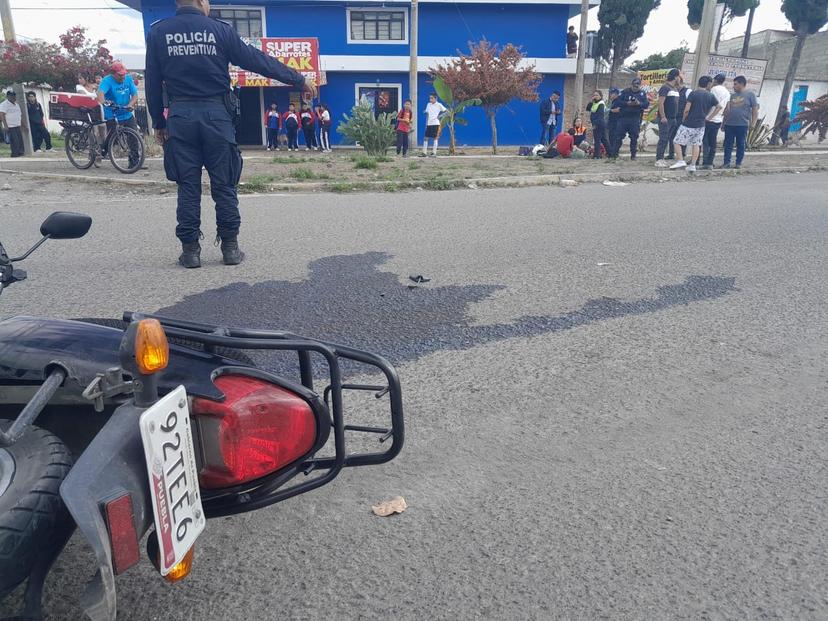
[231,37,323,87]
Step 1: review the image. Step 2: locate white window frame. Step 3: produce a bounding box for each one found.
[210,5,267,39]
[354,83,403,112]
[346,7,409,45]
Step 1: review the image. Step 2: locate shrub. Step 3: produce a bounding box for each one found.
[337,102,396,156]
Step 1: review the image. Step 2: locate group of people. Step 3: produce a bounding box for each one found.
[655,70,759,171]
[0,90,55,157]
[536,68,760,170]
[264,101,332,152]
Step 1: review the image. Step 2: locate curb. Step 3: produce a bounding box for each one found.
[1,163,824,195]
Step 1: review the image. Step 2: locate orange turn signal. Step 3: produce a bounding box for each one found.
[163,546,194,583]
[135,319,169,375]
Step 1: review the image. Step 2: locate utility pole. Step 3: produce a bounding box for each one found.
[409,0,418,144]
[572,0,590,121]
[0,0,34,156]
[741,4,756,58]
[693,0,719,83]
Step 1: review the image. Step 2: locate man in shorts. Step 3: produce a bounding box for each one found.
[670,75,721,173]
[423,93,446,157]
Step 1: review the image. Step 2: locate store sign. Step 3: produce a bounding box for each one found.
[637,69,672,88]
[231,37,323,88]
[681,53,768,94]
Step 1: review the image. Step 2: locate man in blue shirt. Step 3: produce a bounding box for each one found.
[146,0,316,268]
[97,62,139,166]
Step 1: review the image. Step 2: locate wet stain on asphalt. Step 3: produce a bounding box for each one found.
[156,252,737,373]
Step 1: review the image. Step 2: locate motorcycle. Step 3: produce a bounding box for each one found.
[0,213,404,620]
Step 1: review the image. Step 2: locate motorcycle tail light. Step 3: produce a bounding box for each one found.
[104,493,141,575]
[192,375,318,489]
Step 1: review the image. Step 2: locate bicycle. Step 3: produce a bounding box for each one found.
[62,105,146,174]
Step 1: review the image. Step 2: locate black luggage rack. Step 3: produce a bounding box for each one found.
[124,312,404,517]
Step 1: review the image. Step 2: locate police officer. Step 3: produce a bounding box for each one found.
[610,78,649,161]
[145,0,317,268]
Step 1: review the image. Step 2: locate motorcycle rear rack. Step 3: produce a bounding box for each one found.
[123,312,404,517]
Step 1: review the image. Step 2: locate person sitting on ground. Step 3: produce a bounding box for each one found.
[572,117,587,146]
[543,128,585,159]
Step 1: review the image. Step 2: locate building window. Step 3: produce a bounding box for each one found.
[348,8,408,44]
[355,84,402,117]
[210,7,264,39]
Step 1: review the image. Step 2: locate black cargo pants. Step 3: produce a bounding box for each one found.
[164,100,243,244]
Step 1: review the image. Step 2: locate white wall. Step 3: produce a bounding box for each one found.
[756,79,828,124]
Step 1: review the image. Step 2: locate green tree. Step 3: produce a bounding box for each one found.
[629,45,690,71]
[596,0,662,87]
[771,0,828,145]
[686,0,759,28]
[431,75,481,155]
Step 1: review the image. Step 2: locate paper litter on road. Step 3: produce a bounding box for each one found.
[559,179,578,187]
[372,496,407,517]
[596,262,612,266]
[602,180,628,187]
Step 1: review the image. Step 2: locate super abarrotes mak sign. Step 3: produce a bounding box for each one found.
[230,38,323,87]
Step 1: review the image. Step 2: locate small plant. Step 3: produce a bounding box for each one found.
[408,160,421,170]
[329,182,355,193]
[354,156,378,170]
[337,102,396,156]
[747,116,773,151]
[240,174,275,193]
[272,156,308,164]
[432,75,481,155]
[290,167,328,180]
[423,177,459,191]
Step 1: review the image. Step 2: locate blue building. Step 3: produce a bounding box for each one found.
[118,0,597,146]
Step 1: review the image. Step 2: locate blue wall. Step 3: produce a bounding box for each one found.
[136,1,570,145]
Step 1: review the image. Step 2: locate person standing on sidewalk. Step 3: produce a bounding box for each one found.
[654,69,680,167]
[25,92,52,153]
[670,75,721,173]
[396,100,413,156]
[611,78,648,160]
[699,73,730,169]
[539,91,560,145]
[265,103,281,151]
[0,92,24,158]
[721,75,759,169]
[145,0,315,268]
[587,91,610,159]
[423,93,446,157]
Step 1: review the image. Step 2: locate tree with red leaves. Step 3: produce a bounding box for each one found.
[431,40,540,154]
[0,27,112,91]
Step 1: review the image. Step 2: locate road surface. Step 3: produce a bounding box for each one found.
[1,173,826,619]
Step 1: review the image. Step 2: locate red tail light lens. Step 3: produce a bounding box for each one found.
[192,375,317,489]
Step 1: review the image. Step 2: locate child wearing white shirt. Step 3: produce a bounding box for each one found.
[423,93,446,157]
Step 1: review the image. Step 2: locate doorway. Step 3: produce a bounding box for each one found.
[237,88,263,145]
[789,85,808,133]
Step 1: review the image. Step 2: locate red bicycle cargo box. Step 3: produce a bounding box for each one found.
[49,92,102,122]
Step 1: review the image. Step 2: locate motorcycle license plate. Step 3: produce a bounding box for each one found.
[139,385,206,575]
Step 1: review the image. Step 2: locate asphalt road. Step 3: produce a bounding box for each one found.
[1,173,826,620]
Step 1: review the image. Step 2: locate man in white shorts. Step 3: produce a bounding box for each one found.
[670,75,721,173]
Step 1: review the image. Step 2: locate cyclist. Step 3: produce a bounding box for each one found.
[97,62,139,165]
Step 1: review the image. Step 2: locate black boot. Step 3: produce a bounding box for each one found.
[179,241,201,268]
[220,236,245,265]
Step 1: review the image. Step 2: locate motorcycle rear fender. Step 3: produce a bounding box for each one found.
[59,401,151,621]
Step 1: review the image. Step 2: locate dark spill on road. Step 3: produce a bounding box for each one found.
[157,252,737,372]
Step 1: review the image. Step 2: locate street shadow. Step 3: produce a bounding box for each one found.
[156,252,737,374]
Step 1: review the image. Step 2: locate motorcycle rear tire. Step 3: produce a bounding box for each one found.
[0,423,73,597]
[71,317,257,367]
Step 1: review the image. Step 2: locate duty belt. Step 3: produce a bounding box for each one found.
[170,96,225,103]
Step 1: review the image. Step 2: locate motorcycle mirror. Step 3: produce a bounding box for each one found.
[39,212,92,240]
